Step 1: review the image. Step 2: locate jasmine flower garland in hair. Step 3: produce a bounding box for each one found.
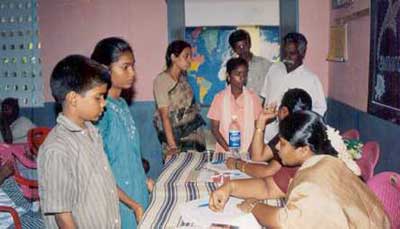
[343,139,363,160]
[326,126,361,176]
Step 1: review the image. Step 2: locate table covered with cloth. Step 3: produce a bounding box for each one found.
[139,152,284,229]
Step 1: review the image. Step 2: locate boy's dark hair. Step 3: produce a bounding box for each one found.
[228,29,251,49]
[226,57,248,84]
[165,40,191,68]
[91,37,133,66]
[50,55,111,104]
[281,88,312,114]
[282,32,308,56]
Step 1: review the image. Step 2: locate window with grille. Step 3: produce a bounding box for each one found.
[0,0,43,107]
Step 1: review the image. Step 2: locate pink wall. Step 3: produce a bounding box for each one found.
[298,0,370,111]
[298,0,330,96]
[39,0,167,102]
[38,0,370,109]
[329,0,370,111]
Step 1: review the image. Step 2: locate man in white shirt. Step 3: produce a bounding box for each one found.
[0,98,36,143]
[260,32,327,143]
[229,29,272,97]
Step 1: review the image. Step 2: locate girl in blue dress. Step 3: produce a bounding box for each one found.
[91,37,153,229]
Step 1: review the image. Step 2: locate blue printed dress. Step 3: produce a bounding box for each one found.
[96,97,149,229]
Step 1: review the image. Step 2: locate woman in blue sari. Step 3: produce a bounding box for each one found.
[92,37,153,229]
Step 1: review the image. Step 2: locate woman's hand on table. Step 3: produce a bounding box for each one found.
[146,178,155,192]
[225,157,238,170]
[237,198,258,213]
[209,182,232,212]
[164,153,175,163]
[166,144,178,153]
[165,145,178,162]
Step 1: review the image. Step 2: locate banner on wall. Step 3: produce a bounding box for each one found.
[368,0,400,124]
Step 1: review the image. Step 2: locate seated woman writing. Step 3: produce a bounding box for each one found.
[209,111,390,228]
[225,88,312,194]
[207,57,262,153]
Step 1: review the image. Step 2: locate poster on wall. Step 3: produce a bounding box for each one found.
[368,0,400,124]
[185,26,280,106]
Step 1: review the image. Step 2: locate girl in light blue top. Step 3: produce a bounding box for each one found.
[92,37,153,229]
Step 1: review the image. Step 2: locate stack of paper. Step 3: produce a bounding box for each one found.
[204,162,230,173]
[179,197,261,228]
[197,162,251,182]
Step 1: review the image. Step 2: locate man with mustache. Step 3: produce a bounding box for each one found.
[260,32,326,143]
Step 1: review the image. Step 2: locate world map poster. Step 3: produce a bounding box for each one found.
[185,26,280,106]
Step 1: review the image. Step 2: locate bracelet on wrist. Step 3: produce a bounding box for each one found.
[255,127,264,133]
[248,201,258,213]
[168,145,178,150]
[234,160,240,170]
[240,161,247,173]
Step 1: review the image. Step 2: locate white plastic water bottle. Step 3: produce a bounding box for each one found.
[228,115,241,157]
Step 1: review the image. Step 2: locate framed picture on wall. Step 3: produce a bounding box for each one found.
[368,0,400,124]
[332,0,353,9]
[327,24,348,62]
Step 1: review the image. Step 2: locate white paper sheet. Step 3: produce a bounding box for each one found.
[179,197,261,228]
[201,162,251,181]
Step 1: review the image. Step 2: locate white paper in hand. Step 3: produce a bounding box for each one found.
[179,197,261,228]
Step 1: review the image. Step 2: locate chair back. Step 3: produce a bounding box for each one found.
[367,172,400,229]
[341,129,360,140]
[28,127,51,156]
[0,144,14,164]
[0,206,22,229]
[0,144,38,200]
[356,141,380,181]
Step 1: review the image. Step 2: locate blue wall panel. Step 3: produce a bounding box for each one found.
[327,98,400,173]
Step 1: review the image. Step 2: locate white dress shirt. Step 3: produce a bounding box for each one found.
[260,62,327,143]
[0,116,36,143]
